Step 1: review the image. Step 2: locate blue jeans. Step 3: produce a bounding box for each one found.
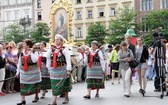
[146,65,154,79]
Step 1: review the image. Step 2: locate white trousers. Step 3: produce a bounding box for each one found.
[121,68,132,95]
[0,68,5,92]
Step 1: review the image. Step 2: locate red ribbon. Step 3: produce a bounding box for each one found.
[81,52,84,58]
[24,55,29,71]
[89,53,95,68]
[38,55,42,70]
[52,51,59,68]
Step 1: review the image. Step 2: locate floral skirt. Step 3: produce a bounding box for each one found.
[51,77,72,96]
[86,78,105,90]
[40,78,51,90]
[20,83,40,96]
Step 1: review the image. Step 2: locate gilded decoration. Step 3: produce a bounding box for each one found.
[49,0,74,45]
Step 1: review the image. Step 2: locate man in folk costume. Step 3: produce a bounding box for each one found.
[83,41,105,99]
[38,42,51,99]
[46,34,72,105]
[16,39,41,105]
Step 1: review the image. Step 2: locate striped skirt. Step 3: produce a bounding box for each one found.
[86,78,105,90]
[20,83,40,96]
[51,77,72,96]
[40,78,51,90]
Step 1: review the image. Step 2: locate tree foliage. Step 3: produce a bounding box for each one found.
[0,23,27,43]
[141,9,168,45]
[30,22,50,43]
[107,8,137,45]
[85,22,107,46]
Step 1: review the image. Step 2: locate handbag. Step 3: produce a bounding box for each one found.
[129,59,139,68]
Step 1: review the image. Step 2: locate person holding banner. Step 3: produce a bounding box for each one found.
[46,34,72,105]
[83,41,105,99]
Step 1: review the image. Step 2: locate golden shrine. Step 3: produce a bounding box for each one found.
[49,0,76,46]
[48,0,78,55]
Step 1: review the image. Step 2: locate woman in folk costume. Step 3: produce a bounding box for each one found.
[83,41,105,99]
[38,42,51,99]
[16,39,41,105]
[46,34,72,105]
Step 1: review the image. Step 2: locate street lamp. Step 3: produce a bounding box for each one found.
[19,15,31,35]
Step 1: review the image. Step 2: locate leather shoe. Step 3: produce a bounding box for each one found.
[62,99,69,104]
[17,101,26,105]
[48,103,57,105]
[32,97,39,103]
[95,94,99,97]
[83,95,90,99]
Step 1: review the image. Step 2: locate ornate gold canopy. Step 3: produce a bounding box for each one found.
[49,0,74,44]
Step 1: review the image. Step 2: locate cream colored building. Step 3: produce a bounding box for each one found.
[33,0,55,25]
[34,0,135,44]
[71,0,135,45]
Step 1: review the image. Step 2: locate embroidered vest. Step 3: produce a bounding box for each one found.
[21,53,36,66]
[51,48,66,67]
[88,50,100,66]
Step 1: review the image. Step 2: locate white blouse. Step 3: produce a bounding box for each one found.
[16,50,39,75]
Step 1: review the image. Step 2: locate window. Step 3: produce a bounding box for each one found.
[110,8,115,16]
[99,8,104,17]
[77,11,81,19]
[17,0,21,4]
[88,0,92,2]
[88,10,92,18]
[141,18,149,32]
[37,0,41,8]
[52,0,55,3]
[9,0,14,5]
[37,12,42,20]
[13,0,17,4]
[14,11,19,20]
[6,12,11,21]
[77,27,82,37]
[141,0,153,11]
[76,0,81,3]
[24,9,29,17]
[4,0,9,5]
[162,0,168,8]
[124,5,129,13]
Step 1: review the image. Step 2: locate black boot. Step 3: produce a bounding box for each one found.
[17,101,26,105]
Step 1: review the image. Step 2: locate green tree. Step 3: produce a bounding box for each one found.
[108,8,137,45]
[30,22,50,42]
[141,9,168,45]
[0,23,27,43]
[85,22,107,45]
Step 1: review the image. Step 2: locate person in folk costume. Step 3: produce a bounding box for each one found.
[46,34,72,105]
[16,39,41,105]
[38,41,51,99]
[83,41,105,99]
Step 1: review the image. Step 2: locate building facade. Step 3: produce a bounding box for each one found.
[135,0,168,34]
[0,0,33,32]
[33,0,55,25]
[71,0,135,45]
[33,0,135,45]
